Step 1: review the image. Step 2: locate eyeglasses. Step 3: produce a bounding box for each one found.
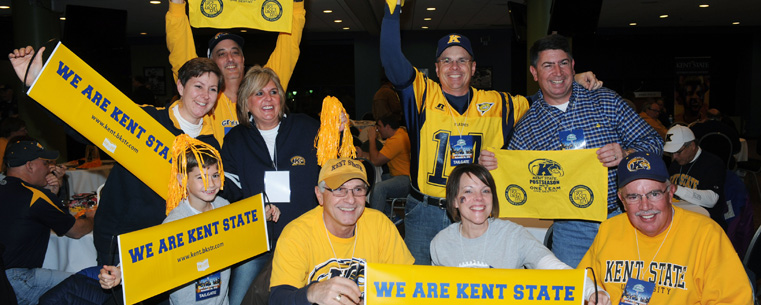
[325,185,368,197]
[673,143,691,155]
[437,57,472,67]
[623,188,668,205]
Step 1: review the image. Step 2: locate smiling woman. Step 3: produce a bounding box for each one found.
[430,163,611,304]
[7,46,224,304]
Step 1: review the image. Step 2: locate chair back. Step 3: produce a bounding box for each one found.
[699,132,734,169]
[744,225,761,297]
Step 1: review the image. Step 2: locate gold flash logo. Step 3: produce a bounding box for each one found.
[447,35,461,44]
[291,156,306,166]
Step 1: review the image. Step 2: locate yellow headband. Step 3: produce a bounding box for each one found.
[166,134,224,215]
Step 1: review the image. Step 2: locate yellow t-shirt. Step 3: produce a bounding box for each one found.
[271,206,414,291]
[578,206,752,304]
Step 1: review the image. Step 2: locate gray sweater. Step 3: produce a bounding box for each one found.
[430,218,553,268]
[164,198,231,305]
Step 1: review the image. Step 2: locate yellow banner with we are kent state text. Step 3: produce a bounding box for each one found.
[189,0,292,32]
[118,194,269,304]
[27,42,174,199]
[366,263,586,304]
[491,149,608,222]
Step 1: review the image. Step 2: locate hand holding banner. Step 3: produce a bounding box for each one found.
[118,194,269,304]
[27,43,176,199]
[490,149,608,222]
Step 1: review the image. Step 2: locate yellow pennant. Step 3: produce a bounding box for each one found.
[491,149,608,222]
[188,0,292,32]
[118,194,269,304]
[27,42,174,199]
[366,263,586,304]
[386,0,405,14]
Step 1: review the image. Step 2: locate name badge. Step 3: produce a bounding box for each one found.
[195,272,221,301]
[620,277,655,305]
[449,135,475,166]
[265,171,291,203]
[559,129,586,150]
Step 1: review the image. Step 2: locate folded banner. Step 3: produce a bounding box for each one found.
[385,0,405,13]
[491,149,608,222]
[27,42,174,199]
[366,263,586,304]
[188,0,292,32]
[118,194,269,304]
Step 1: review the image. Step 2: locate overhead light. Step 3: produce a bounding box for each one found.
[140,32,148,35]
[732,21,740,25]
[659,14,669,18]
[0,5,10,9]
[240,29,248,32]
[59,17,66,21]
[149,0,161,4]
[342,27,350,30]
[323,10,333,13]
[421,26,429,29]
[426,7,436,11]
[424,18,432,21]
[629,22,637,26]
[334,19,342,23]
[699,4,709,8]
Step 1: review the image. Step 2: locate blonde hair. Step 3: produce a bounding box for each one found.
[166,135,224,215]
[236,65,287,128]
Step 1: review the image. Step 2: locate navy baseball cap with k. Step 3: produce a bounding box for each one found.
[617,151,669,187]
[5,140,59,167]
[435,34,474,59]
[207,32,245,58]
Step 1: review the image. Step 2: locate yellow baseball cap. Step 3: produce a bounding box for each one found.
[318,158,368,189]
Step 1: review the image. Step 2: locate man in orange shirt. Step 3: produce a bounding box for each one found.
[365,115,410,220]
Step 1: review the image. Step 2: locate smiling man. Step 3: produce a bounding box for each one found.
[507,34,663,267]
[379,0,608,266]
[166,0,305,146]
[578,151,751,304]
[269,158,413,305]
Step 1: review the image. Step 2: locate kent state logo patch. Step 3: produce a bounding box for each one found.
[528,159,564,193]
[626,157,651,172]
[476,102,494,115]
[261,0,283,22]
[528,159,564,177]
[568,185,594,208]
[201,0,223,18]
[505,184,527,206]
[290,156,306,166]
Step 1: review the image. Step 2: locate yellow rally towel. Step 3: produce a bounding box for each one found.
[491,149,608,222]
[27,42,175,199]
[188,0,292,32]
[366,263,586,304]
